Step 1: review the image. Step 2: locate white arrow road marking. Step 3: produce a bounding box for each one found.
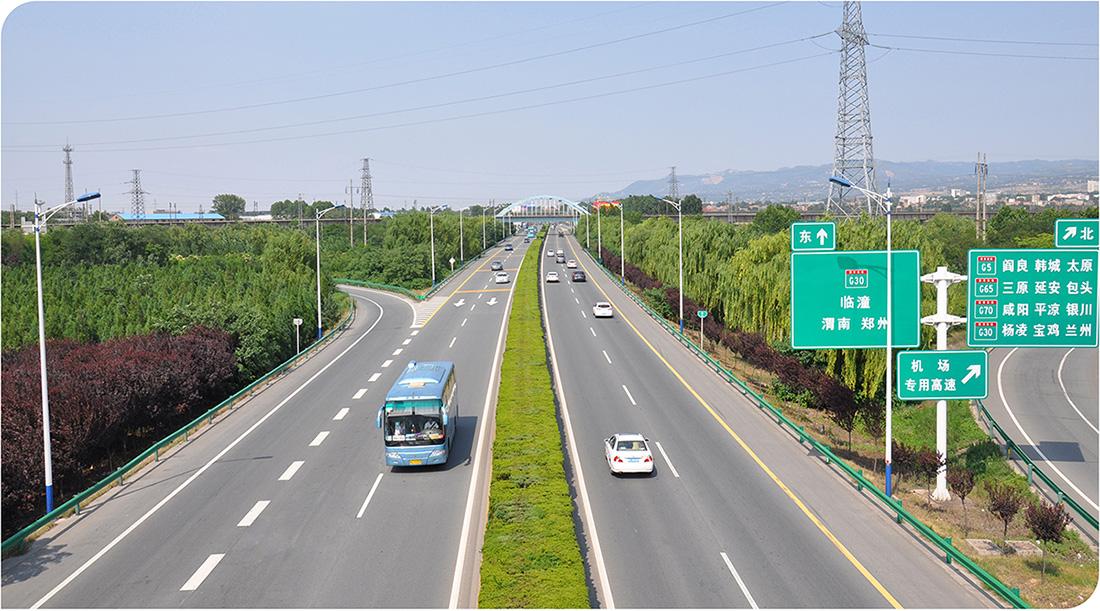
[487,297,498,306]
[237,501,270,527]
[180,554,225,591]
[356,473,384,518]
[334,408,349,421]
[279,461,304,481]
[454,299,466,308]
[962,364,981,384]
[353,388,368,399]
[368,373,381,383]
[309,431,330,447]
[720,552,758,609]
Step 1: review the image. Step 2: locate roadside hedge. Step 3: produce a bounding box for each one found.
[479,237,589,608]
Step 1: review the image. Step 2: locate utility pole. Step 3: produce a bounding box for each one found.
[126,169,147,217]
[361,158,374,245]
[826,1,877,217]
[298,192,303,228]
[345,179,358,246]
[726,189,733,224]
[668,166,679,216]
[62,143,76,220]
[975,152,988,241]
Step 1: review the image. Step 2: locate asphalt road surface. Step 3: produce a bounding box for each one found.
[1,238,529,608]
[984,346,1099,536]
[542,231,998,609]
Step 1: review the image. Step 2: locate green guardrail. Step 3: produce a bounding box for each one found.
[976,400,1098,531]
[1,307,355,557]
[577,246,1029,609]
[336,242,501,302]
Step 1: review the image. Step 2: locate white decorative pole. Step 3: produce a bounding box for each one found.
[921,266,968,502]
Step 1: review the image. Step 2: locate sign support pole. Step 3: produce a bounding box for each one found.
[885,205,893,496]
[920,266,968,501]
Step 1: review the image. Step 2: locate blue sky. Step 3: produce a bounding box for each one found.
[2,1,1097,212]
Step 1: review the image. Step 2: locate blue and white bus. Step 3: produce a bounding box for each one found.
[375,361,458,466]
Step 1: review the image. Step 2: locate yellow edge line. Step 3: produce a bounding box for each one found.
[565,238,903,609]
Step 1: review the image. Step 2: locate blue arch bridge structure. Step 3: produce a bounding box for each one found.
[495,195,590,225]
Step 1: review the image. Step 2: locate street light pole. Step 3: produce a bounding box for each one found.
[829,176,895,495]
[659,197,685,334]
[315,204,346,340]
[597,205,602,257]
[482,206,487,251]
[34,191,100,512]
[619,201,625,281]
[429,205,445,286]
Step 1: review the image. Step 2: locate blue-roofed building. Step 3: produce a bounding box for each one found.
[111,212,225,223]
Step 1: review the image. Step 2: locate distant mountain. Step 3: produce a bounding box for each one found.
[592,159,1099,202]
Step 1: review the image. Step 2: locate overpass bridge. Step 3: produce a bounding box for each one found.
[496,195,588,224]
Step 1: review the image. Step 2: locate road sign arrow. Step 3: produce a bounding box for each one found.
[454,299,466,307]
[962,364,982,384]
[487,297,498,306]
[1063,226,1078,240]
[816,228,828,245]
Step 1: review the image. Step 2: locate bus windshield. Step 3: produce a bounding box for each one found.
[383,399,445,446]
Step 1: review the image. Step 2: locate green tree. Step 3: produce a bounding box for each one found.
[751,205,800,234]
[681,194,703,214]
[212,193,246,219]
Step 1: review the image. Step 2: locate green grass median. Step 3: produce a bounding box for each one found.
[478,236,589,608]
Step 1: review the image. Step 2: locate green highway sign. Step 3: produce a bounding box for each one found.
[697,310,708,319]
[790,250,921,349]
[1055,219,1099,248]
[790,222,836,252]
[968,249,1098,347]
[897,350,988,400]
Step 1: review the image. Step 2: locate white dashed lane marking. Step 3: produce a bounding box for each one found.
[309,431,330,447]
[180,554,225,591]
[278,461,304,481]
[368,373,381,383]
[353,388,368,399]
[237,500,270,527]
[382,359,393,368]
[449,337,457,348]
[334,408,349,421]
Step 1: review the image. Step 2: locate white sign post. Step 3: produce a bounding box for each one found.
[293,317,303,354]
[449,256,456,272]
[919,266,967,502]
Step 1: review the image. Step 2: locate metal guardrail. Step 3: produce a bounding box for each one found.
[577,246,1029,608]
[1,308,355,556]
[976,400,1098,531]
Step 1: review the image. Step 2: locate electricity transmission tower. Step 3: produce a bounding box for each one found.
[360,158,374,243]
[975,152,989,241]
[667,166,679,215]
[127,169,148,217]
[826,1,878,216]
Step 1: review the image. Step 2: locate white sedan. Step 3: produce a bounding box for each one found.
[592,302,614,318]
[566,259,578,269]
[546,271,560,283]
[494,271,510,284]
[546,249,555,258]
[604,434,654,475]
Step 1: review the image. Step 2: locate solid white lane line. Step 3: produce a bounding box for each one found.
[382,359,393,368]
[411,330,419,336]
[581,310,587,318]
[998,348,1100,510]
[402,338,411,345]
[461,318,468,327]
[334,408,349,421]
[1057,348,1098,434]
[449,241,526,609]
[603,350,612,364]
[237,500,271,527]
[180,554,225,591]
[655,442,680,478]
[368,373,381,383]
[279,461,305,481]
[392,348,403,356]
[590,327,596,337]
[29,294,389,609]
[720,552,758,609]
[356,473,384,519]
[353,388,368,400]
[309,431,330,447]
[621,385,637,406]
[449,336,457,348]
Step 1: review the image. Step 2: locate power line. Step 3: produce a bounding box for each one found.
[868,32,1097,47]
[4,51,834,154]
[3,2,785,126]
[867,42,1097,61]
[10,33,829,149]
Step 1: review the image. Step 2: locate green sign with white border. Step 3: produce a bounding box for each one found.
[897,350,988,400]
[790,222,836,252]
[790,250,921,349]
[1055,219,1099,248]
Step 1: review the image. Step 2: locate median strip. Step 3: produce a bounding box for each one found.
[478,236,589,608]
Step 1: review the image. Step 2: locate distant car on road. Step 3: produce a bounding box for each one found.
[545,271,560,283]
[547,249,555,258]
[523,237,530,243]
[604,434,654,475]
[556,255,566,264]
[558,231,564,237]
[593,302,613,318]
[494,272,510,284]
[490,261,504,271]
[572,271,586,282]
[556,249,564,257]
[504,243,514,251]
[566,259,577,269]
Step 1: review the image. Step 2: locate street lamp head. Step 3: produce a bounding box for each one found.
[828,175,853,188]
[76,191,101,203]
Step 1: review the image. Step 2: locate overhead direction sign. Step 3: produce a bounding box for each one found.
[791,222,836,252]
[968,249,1098,347]
[1055,219,1099,248]
[790,250,921,349]
[897,350,988,400]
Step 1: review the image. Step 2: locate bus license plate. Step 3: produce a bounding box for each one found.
[409,459,422,465]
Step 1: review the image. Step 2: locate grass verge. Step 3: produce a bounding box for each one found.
[478,236,589,608]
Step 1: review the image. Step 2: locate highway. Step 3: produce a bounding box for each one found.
[984,347,1099,536]
[542,231,997,608]
[1,238,530,608]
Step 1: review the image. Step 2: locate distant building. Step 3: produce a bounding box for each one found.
[111,212,225,222]
[591,200,620,210]
[1088,179,1099,194]
[950,188,970,198]
[898,194,927,208]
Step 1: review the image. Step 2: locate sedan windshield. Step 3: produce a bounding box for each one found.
[616,440,647,451]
